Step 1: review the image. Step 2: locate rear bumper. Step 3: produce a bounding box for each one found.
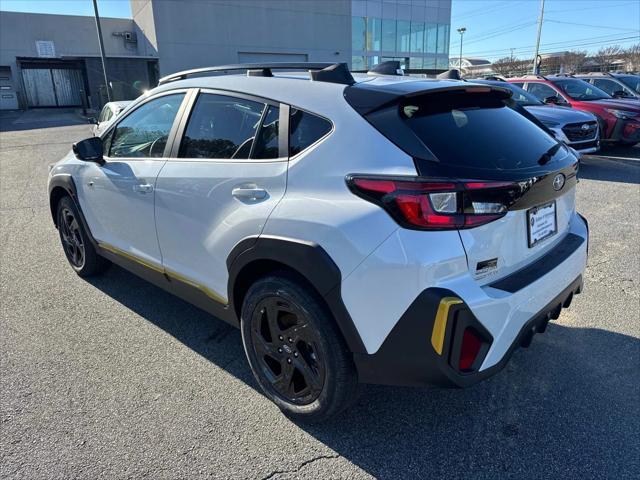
[352,213,589,388]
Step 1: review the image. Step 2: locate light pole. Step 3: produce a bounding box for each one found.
[92,0,111,102]
[533,0,545,74]
[457,27,466,73]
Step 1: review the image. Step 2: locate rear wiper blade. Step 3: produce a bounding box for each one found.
[538,143,562,165]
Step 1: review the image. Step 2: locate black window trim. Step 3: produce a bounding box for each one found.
[170,88,289,163]
[100,88,193,162]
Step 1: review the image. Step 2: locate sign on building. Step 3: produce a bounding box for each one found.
[36,40,56,58]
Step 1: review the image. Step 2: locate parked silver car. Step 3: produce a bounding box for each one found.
[91,101,132,136]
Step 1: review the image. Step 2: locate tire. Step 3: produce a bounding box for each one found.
[240,273,360,422]
[56,196,110,277]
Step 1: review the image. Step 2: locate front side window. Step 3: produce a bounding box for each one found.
[109,93,185,158]
[617,75,640,93]
[289,109,332,156]
[179,93,265,159]
[593,78,635,97]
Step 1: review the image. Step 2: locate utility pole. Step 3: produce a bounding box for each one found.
[457,27,466,73]
[533,0,545,74]
[92,0,111,102]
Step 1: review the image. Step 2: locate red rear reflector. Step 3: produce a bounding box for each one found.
[347,175,514,230]
[459,328,483,371]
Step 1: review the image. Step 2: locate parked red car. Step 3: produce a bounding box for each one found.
[509,75,640,146]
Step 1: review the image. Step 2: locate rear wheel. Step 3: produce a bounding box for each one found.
[56,196,109,277]
[240,274,359,422]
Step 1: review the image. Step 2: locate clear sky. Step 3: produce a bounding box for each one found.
[1,0,639,61]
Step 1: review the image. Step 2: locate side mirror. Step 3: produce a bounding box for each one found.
[72,137,104,164]
[543,95,559,105]
[88,117,98,125]
[612,90,626,98]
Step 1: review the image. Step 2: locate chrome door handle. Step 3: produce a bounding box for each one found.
[232,187,267,200]
[133,183,154,194]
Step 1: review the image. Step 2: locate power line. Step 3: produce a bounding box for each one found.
[545,19,640,32]
[462,35,639,59]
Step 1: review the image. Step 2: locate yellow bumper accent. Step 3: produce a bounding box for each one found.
[98,242,228,305]
[431,297,463,355]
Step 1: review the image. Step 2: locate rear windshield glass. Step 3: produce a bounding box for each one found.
[402,92,562,172]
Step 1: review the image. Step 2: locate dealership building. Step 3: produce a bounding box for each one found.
[0,0,451,110]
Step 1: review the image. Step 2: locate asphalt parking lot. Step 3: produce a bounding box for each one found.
[1,111,639,479]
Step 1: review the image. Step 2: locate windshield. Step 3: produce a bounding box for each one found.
[401,91,565,173]
[617,75,640,94]
[553,79,611,101]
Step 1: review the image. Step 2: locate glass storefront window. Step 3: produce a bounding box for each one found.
[425,23,438,54]
[396,20,411,52]
[352,16,366,51]
[437,24,449,54]
[424,57,437,69]
[352,56,366,71]
[381,19,396,52]
[409,57,424,69]
[436,57,449,69]
[368,56,380,68]
[367,17,382,51]
[410,22,425,53]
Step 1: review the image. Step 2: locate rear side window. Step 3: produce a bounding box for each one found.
[289,109,332,156]
[179,93,265,159]
[402,91,561,172]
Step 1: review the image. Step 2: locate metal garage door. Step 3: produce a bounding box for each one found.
[21,68,84,107]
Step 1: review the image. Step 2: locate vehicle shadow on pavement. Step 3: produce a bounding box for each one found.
[0,109,89,133]
[86,265,640,479]
[579,153,640,184]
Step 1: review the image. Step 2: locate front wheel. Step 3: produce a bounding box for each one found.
[240,274,359,422]
[56,196,110,277]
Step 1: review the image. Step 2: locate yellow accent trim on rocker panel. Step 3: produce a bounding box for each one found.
[431,297,463,355]
[98,242,229,305]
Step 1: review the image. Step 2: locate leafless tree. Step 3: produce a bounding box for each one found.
[621,44,640,71]
[491,57,531,77]
[562,50,587,74]
[595,45,622,72]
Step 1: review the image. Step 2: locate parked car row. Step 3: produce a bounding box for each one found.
[505,74,640,147]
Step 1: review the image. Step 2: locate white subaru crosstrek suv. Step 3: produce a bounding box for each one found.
[48,63,589,422]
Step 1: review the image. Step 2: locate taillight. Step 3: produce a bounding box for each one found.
[346,175,516,230]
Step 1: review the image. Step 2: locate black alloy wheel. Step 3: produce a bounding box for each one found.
[249,296,325,404]
[59,206,85,269]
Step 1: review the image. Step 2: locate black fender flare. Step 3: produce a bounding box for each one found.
[226,235,367,354]
[48,174,99,249]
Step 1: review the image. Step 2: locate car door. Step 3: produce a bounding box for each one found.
[77,90,188,267]
[154,90,288,304]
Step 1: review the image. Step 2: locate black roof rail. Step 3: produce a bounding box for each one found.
[158,62,355,86]
[367,61,404,76]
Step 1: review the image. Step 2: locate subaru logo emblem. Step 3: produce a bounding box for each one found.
[553,173,565,191]
[581,123,590,131]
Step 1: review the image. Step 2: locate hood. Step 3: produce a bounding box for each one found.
[524,105,597,124]
[588,98,640,110]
